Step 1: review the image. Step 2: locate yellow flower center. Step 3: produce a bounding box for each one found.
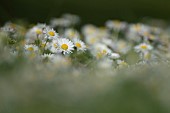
[135,24,141,31]
[90,38,96,44]
[102,50,107,54]
[87,28,95,34]
[36,29,42,35]
[53,43,58,48]
[48,31,55,36]
[120,61,128,66]
[143,32,149,36]
[114,21,121,27]
[41,44,46,48]
[69,32,75,38]
[97,52,103,59]
[141,45,147,49]
[96,50,107,59]
[149,34,155,40]
[27,47,34,51]
[10,24,16,29]
[61,44,68,50]
[75,43,81,48]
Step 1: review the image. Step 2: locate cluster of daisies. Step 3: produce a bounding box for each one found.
[25,24,86,54]
[1,14,170,69]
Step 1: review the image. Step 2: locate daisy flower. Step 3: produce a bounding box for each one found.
[92,43,112,59]
[41,39,51,50]
[141,51,152,61]
[82,24,98,36]
[44,28,58,40]
[41,54,56,63]
[24,44,39,59]
[127,23,150,42]
[105,20,127,31]
[142,32,157,41]
[1,22,16,33]
[64,28,80,39]
[112,40,131,54]
[50,18,71,28]
[41,54,71,67]
[50,39,60,53]
[25,44,39,52]
[85,35,100,45]
[58,38,74,55]
[62,13,80,26]
[97,58,113,69]
[33,23,46,35]
[108,53,120,59]
[34,27,43,35]
[117,60,128,67]
[94,43,112,54]
[41,54,54,59]
[44,54,71,67]
[135,43,153,53]
[130,24,150,35]
[73,39,86,51]
[25,24,46,44]
[101,38,113,46]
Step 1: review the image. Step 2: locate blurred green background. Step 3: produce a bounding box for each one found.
[0,0,170,25]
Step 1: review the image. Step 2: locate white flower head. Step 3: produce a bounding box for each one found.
[50,39,60,53]
[130,24,150,34]
[44,28,58,40]
[42,54,71,67]
[58,38,74,55]
[92,43,112,59]
[25,23,46,44]
[41,39,51,50]
[25,44,39,52]
[1,22,16,33]
[24,45,39,59]
[105,20,127,31]
[127,23,150,42]
[32,27,43,35]
[101,38,113,46]
[62,13,80,26]
[73,38,86,52]
[117,60,128,67]
[33,23,46,35]
[41,54,54,60]
[112,40,131,54]
[64,28,80,39]
[135,43,153,53]
[85,34,100,45]
[50,18,72,28]
[82,24,98,36]
[108,52,120,59]
[41,54,70,66]
[97,58,113,69]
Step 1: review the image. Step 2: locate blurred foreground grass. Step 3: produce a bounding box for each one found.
[0,58,170,113]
